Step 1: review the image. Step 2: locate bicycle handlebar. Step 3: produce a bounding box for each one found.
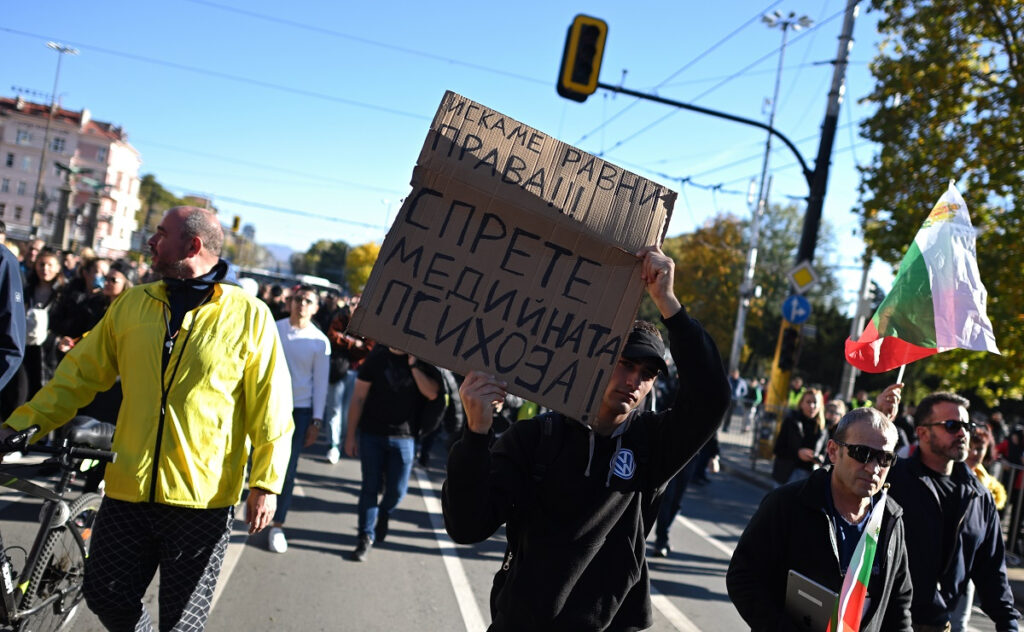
[3,425,117,464]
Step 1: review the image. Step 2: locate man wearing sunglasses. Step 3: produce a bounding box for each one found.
[886,391,1019,632]
[728,407,912,631]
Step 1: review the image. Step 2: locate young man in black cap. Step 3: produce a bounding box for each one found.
[442,245,730,631]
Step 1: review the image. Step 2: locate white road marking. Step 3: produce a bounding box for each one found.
[212,483,306,610]
[650,586,704,632]
[412,468,487,632]
[677,515,735,557]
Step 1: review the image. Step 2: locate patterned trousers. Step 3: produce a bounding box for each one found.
[83,497,234,632]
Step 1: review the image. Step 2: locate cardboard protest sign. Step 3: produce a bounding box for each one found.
[349,91,675,421]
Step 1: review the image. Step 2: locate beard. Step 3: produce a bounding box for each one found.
[152,257,191,279]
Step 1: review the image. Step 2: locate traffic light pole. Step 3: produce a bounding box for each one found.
[560,1,860,459]
[757,0,859,458]
[596,82,813,189]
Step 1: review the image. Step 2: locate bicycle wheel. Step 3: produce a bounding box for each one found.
[17,493,102,632]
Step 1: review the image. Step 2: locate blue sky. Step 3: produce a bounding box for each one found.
[1,0,897,311]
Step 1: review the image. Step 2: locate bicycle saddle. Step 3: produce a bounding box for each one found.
[64,416,115,451]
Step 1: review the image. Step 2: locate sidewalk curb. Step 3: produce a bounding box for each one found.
[720,455,774,492]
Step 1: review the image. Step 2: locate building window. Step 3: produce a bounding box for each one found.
[1,179,8,193]
[51,137,66,154]
[0,204,5,217]
[15,130,31,145]
[46,213,53,226]
[14,207,22,220]
[21,157,31,172]
[16,181,26,196]
[4,153,12,168]
[96,147,108,162]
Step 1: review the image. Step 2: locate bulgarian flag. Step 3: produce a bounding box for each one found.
[827,489,889,632]
[845,181,999,373]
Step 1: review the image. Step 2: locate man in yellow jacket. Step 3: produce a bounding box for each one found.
[0,206,293,631]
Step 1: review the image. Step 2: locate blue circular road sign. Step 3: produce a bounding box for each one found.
[782,294,812,325]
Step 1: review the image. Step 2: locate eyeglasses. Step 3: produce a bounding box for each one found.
[834,440,897,468]
[920,419,975,434]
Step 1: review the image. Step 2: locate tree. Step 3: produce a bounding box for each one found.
[345,243,380,295]
[857,0,1023,401]
[137,174,186,235]
[291,239,349,285]
[642,203,845,384]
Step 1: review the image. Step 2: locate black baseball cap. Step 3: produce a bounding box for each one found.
[621,328,668,375]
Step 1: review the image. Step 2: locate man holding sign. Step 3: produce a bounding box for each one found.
[442,245,730,631]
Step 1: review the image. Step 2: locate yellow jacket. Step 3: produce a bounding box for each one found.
[972,462,1007,510]
[6,280,293,508]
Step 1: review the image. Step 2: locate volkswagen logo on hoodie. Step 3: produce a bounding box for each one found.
[613,449,636,480]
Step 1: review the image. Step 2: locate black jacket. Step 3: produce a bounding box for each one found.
[0,246,25,391]
[771,409,826,484]
[887,453,1020,631]
[727,468,913,632]
[441,308,729,631]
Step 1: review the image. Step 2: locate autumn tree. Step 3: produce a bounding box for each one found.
[857,0,1023,400]
[345,242,381,295]
[644,203,846,385]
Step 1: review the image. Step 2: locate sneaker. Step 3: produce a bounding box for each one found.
[351,535,372,562]
[652,539,671,558]
[375,513,389,544]
[327,446,341,464]
[267,527,288,553]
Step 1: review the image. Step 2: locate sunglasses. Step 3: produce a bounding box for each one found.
[920,419,975,434]
[834,440,897,468]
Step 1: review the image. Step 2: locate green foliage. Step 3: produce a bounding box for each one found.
[137,174,187,234]
[653,204,846,384]
[345,243,381,295]
[858,0,1023,403]
[291,240,350,286]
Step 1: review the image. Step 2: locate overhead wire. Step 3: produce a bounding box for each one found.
[594,5,849,157]
[0,27,430,121]
[160,183,390,232]
[136,139,407,194]
[178,0,548,86]
[574,0,783,146]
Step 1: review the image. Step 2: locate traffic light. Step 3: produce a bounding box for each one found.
[231,215,241,233]
[557,15,608,103]
[778,326,801,371]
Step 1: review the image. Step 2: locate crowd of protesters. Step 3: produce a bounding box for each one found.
[0,213,1021,631]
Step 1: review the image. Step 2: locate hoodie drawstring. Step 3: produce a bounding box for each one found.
[606,435,623,488]
[584,431,595,477]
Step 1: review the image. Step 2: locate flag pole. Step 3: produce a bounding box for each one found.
[896,364,906,385]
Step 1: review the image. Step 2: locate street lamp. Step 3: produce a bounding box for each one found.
[726,11,813,374]
[29,42,79,238]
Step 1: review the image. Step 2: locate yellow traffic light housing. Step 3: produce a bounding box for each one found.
[231,215,241,233]
[557,15,608,103]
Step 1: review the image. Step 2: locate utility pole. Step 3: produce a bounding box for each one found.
[29,42,78,239]
[727,11,812,374]
[755,0,860,459]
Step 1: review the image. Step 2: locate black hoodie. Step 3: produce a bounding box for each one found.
[442,308,729,631]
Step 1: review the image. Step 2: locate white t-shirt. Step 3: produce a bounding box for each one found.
[276,319,331,419]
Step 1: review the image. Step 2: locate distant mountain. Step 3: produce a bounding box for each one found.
[260,243,295,272]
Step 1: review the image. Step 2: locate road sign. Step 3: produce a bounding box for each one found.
[788,261,818,294]
[782,294,812,325]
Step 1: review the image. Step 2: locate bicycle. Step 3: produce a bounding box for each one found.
[0,419,116,632]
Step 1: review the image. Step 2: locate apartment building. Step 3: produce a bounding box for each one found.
[0,96,141,256]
